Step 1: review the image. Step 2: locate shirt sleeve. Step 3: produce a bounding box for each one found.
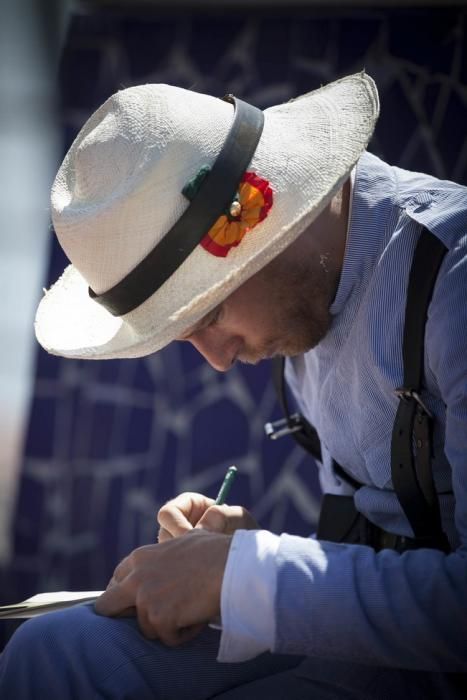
[217,529,280,662]
[274,535,467,670]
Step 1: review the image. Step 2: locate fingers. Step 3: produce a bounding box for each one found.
[157,526,172,543]
[94,579,134,617]
[137,601,205,645]
[155,493,258,541]
[163,623,206,647]
[157,493,215,540]
[196,504,259,534]
[112,555,132,583]
[95,550,140,616]
[195,505,227,533]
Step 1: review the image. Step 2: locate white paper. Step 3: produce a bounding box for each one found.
[0,591,103,619]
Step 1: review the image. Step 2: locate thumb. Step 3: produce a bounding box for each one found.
[195,506,227,534]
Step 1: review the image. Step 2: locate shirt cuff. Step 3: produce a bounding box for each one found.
[217,529,280,663]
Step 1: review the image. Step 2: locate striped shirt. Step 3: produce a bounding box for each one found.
[219,151,467,670]
[287,150,466,544]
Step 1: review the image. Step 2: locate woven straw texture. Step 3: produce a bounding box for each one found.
[35,72,379,359]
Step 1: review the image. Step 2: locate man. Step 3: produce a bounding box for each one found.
[1,72,466,698]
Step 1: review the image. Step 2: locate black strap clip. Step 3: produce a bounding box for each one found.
[264,413,304,440]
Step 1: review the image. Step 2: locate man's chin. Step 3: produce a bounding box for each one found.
[238,332,322,366]
[238,348,277,365]
[238,346,306,365]
[238,354,268,366]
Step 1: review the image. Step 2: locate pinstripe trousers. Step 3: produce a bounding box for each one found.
[0,603,463,699]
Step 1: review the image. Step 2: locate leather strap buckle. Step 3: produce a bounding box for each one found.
[394,387,433,419]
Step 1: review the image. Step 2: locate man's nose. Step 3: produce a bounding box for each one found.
[187,330,240,372]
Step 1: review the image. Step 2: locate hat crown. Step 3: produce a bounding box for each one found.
[73,108,141,204]
[51,84,234,294]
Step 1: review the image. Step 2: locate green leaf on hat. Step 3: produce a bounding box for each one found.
[182,165,211,201]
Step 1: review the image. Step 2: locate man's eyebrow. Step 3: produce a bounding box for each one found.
[179,305,220,340]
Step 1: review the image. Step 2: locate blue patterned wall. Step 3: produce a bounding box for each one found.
[1,5,466,646]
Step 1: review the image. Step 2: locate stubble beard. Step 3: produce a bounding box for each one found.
[238,256,338,365]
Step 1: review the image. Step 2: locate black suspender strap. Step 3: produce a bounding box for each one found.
[269,356,322,461]
[267,227,451,552]
[391,228,450,552]
[268,357,362,491]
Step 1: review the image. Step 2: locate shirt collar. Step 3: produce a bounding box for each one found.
[330,151,397,316]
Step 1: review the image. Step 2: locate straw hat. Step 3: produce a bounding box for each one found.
[35,72,379,360]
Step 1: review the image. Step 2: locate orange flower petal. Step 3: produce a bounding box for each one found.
[239,183,265,210]
[200,172,273,257]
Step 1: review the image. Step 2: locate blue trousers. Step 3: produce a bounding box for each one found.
[0,603,463,699]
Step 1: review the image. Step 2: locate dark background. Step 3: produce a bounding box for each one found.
[1,3,466,648]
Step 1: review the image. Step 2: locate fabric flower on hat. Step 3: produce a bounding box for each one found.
[182,167,273,258]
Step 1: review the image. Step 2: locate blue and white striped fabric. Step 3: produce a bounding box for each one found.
[279,151,467,669]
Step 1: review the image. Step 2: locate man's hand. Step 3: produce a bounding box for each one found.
[95,529,231,646]
[157,491,259,543]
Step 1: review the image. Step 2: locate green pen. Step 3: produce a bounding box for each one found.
[215,466,237,505]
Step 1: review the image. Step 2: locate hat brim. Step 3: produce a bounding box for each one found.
[35,72,379,360]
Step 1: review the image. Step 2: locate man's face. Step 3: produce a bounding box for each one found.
[179,240,338,371]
